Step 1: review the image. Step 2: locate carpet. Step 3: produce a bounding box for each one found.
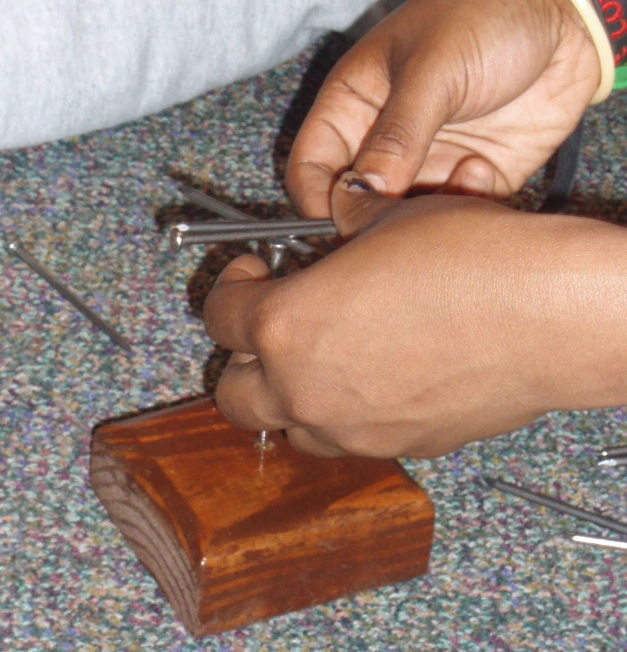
[1,34,625,651]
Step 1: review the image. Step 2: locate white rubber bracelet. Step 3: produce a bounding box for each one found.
[569,0,616,103]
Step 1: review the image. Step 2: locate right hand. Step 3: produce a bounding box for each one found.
[205,173,627,459]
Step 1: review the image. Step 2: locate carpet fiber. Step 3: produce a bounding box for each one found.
[1,35,626,651]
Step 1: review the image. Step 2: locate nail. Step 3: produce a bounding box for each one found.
[177,185,316,255]
[8,241,132,351]
[170,222,337,250]
[341,172,374,193]
[362,173,387,193]
[269,242,287,273]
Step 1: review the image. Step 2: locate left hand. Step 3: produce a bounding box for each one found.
[285,0,600,219]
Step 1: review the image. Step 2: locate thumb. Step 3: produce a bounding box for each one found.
[331,171,401,237]
[204,254,272,354]
[352,65,450,197]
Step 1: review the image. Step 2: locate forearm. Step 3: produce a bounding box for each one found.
[338,194,627,415]
[519,213,627,411]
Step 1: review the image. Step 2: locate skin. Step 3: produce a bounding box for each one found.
[203,0,626,458]
[205,175,627,458]
[286,0,601,217]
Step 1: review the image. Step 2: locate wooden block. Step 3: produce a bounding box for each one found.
[91,398,434,636]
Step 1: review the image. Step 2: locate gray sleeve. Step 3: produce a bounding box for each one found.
[0,0,378,149]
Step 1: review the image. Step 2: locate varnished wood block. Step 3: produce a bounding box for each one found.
[91,398,434,636]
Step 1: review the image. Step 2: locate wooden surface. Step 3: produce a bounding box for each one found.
[91,398,434,636]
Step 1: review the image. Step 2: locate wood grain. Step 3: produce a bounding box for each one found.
[91,398,434,636]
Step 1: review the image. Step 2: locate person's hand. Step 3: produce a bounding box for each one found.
[286,0,601,219]
[204,173,627,458]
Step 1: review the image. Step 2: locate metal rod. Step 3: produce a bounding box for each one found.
[170,223,336,252]
[279,237,317,255]
[571,534,627,551]
[174,218,336,234]
[174,222,336,240]
[484,477,627,536]
[176,223,336,241]
[178,185,315,255]
[598,444,627,466]
[180,185,254,222]
[258,430,269,449]
[600,445,627,457]
[254,241,287,452]
[598,455,627,467]
[269,241,287,273]
[8,242,132,352]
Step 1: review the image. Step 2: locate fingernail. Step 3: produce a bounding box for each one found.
[362,173,387,193]
[215,254,270,285]
[341,171,374,192]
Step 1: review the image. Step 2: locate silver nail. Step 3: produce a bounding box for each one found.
[8,242,132,352]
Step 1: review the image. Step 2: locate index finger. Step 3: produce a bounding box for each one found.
[203,254,272,354]
[286,67,386,218]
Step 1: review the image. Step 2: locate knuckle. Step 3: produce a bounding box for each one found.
[249,290,293,356]
[364,119,415,160]
[283,390,320,428]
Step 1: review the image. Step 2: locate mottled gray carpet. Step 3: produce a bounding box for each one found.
[1,34,626,651]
